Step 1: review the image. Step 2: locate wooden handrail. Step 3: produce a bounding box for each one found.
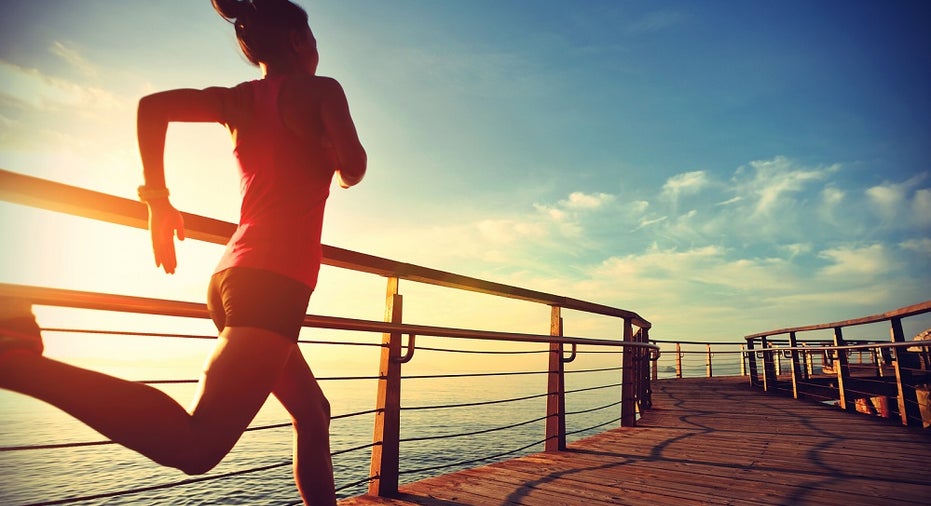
[0,169,650,328]
[744,300,931,339]
[742,302,931,428]
[0,282,660,352]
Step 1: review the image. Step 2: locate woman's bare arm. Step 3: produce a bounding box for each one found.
[318,79,366,188]
[136,87,234,273]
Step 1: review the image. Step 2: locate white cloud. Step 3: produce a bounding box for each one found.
[560,191,616,209]
[50,41,98,78]
[534,204,567,221]
[716,196,743,206]
[866,173,929,226]
[634,216,667,230]
[866,184,904,221]
[662,170,708,199]
[912,189,931,228]
[781,243,812,258]
[476,218,546,244]
[822,187,844,206]
[818,244,892,277]
[733,157,837,217]
[900,238,931,254]
[0,60,124,112]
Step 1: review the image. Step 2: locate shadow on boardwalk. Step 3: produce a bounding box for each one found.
[340,376,931,505]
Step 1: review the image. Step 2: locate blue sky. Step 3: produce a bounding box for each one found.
[1,0,929,343]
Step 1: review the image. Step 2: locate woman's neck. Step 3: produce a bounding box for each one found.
[260,61,304,78]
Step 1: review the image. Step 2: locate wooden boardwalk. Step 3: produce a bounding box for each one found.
[339,376,931,505]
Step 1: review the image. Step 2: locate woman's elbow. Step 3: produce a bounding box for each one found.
[338,166,365,188]
[338,149,367,188]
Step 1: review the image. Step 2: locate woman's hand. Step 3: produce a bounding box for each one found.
[146,200,185,274]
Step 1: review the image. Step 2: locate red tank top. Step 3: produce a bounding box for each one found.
[214,76,333,289]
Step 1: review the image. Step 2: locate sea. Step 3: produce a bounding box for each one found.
[0,336,744,506]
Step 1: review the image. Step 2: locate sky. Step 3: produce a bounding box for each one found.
[1,0,930,352]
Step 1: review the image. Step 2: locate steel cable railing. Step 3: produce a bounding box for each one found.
[649,340,748,379]
[0,323,384,504]
[371,342,635,486]
[401,414,550,443]
[0,170,656,503]
[745,331,931,428]
[0,286,656,504]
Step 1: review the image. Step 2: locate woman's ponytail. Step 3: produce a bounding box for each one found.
[211,0,309,67]
[211,0,252,23]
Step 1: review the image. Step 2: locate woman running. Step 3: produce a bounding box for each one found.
[0,1,366,504]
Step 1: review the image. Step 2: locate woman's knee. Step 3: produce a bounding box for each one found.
[170,445,228,475]
[292,394,331,432]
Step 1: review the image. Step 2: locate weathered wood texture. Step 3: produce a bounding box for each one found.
[340,376,931,506]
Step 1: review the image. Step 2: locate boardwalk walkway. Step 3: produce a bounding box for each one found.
[339,376,931,505]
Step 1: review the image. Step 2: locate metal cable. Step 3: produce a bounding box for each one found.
[416,345,547,355]
[565,365,622,375]
[335,473,377,493]
[401,391,549,411]
[565,382,622,395]
[402,369,547,380]
[401,414,549,443]
[566,399,621,416]
[21,460,291,506]
[331,441,377,457]
[0,408,377,453]
[39,327,385,348]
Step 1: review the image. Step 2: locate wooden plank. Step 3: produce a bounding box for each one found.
[339,377,931,506]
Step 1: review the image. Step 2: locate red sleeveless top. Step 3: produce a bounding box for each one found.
[214,76,333,290]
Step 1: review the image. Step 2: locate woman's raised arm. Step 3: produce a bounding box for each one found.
[136,87,234,274]
[319,79,366,188]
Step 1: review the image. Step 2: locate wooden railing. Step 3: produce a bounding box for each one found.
[744,302,931,428]
[0,169,656,501]
[649,339,749,379]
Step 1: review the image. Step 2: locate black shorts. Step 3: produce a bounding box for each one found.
[207,267,312,342]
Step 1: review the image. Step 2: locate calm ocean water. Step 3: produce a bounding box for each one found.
[0,344,743,505]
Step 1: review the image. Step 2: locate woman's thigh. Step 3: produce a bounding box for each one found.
[188,326,295,453]
[273,345,329,423]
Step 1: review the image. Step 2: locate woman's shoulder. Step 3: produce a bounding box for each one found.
[279,74,346,110]
[284,74,343,95]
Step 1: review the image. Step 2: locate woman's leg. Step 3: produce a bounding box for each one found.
[273,344,336,506]
[0,325,293,475]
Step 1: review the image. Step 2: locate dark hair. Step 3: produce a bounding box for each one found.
[212,0,311,66]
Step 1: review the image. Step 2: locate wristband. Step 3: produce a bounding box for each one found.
[137,185,170,203]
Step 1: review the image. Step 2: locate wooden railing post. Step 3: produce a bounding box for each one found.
[761,336,778,392]
[788,331,802,399]
[802,343,815,378]
[705,344,713,378]
[545,306,566,452]
[890,317,922,426]
[651,338,658,381]
[369,277,403,496]
[833,327,855,412]
[746,339,761,387]
[621,318,637,427]
[873,347,884,377]
[775,346,783,376]
[740,345,746,376]
[675,343,682,379]
[640,328,652,410]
